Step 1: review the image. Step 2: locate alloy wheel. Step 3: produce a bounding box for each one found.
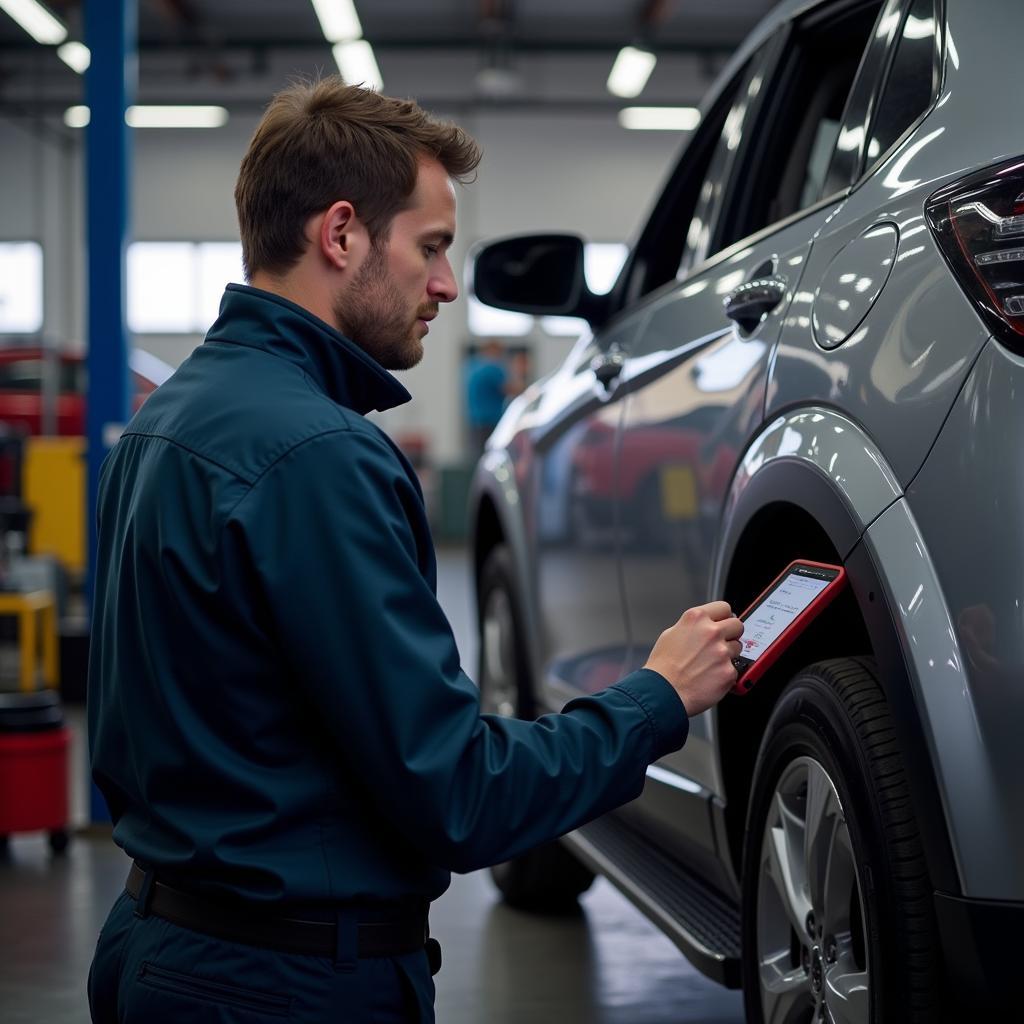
[756,756,869,1024]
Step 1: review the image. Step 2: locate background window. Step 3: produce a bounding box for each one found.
[0,242,44,334]
[128,243,195,333]
[128,241,245,334]
[197,242,247,328]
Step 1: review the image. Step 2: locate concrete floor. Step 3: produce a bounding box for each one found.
[0,547,745,1023]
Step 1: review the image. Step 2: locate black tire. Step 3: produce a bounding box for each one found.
[48,828,70,855]
[478,545,535,720]
[477,545,595,911]
[490,840,597,914]
[741,658,942,1024]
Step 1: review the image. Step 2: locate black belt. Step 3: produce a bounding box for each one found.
[125,862,434,963]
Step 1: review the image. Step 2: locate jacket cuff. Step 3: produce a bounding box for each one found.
[612,668,689,760]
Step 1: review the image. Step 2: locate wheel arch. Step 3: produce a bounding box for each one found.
[709,408,960,896]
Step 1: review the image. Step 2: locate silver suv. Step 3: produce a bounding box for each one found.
[468,0,1022,1018]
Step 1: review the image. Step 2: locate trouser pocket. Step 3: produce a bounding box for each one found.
[134,961,291,1019]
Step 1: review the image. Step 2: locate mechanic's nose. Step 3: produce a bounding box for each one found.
[430,257,458,304]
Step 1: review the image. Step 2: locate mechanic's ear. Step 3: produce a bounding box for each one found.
[319,201,362,271]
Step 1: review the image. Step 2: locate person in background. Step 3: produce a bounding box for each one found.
[465,339,522,458]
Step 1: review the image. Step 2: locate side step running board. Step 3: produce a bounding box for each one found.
[565,814,742,988]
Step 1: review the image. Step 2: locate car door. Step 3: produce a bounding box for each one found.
[530,317,639,708]
[530,41,778,712]
[611,0,895,878]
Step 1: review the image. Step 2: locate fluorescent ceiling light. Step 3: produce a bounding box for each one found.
[57,40,90,73]
[607,46,656,99]
[619,106,701,131]
[127,106,228,128]
[63,105,89,128]
[64,106,230,129]
[0,0,66,44]
[333,39,382,90]
[311,0,361,43]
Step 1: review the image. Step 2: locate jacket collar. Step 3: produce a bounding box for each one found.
[205,283,412,415]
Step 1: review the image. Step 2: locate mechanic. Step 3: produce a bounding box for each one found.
[87,77,744,1023]
[465,339,520,457]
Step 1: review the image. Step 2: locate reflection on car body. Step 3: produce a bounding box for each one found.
[468,0,1023,1018]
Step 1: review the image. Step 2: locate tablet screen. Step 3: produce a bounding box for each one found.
[740,571,832,662]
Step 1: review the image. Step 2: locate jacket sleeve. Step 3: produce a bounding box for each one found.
[228,428,688,873]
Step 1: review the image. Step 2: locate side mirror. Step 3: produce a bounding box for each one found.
[472,233,604,323]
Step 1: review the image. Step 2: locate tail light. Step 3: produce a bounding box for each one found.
[926,157,1024,349]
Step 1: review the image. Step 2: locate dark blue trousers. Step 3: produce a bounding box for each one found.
[88,891,436,1022]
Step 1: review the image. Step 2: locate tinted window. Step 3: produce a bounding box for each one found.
[0,358,82,392]
[617,53,766,301]
[716,2,884,247]
[678,57,767,276]
[0,360,42,391]
[865,0,937,166]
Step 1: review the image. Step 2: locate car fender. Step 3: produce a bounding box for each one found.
[710,405,965,895]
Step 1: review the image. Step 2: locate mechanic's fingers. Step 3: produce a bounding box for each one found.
[701,601,734,622]
[720,616,745,641]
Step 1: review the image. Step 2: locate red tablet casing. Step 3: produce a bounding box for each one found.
[731,559,847,696]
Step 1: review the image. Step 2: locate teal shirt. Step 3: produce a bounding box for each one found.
[466,356,507,428]
[88,284,688,908]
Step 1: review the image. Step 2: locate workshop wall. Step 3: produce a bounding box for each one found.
[0,110,681,463]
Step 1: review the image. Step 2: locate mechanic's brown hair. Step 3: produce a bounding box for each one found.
[235,76,481,279]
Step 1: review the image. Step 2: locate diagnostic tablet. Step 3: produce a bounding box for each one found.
[731,560,847,695]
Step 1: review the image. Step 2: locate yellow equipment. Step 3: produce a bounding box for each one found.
[23,436,86,578]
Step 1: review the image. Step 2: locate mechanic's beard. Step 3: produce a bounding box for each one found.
[333,245,423,371]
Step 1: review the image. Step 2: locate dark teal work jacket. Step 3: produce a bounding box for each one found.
[88,284,689,909]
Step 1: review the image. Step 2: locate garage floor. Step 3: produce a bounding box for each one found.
[0,547,745,1023]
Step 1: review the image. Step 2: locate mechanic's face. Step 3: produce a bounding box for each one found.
[334,157,458,370]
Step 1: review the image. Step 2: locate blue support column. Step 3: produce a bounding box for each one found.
[85,0,137,824]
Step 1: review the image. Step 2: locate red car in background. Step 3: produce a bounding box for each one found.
[0,347,173,436]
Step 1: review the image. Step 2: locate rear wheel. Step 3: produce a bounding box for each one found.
[478,545,595,911]
[48,828,70,855]
[741,658,941,1023]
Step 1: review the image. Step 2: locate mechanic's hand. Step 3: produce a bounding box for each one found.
[643,601,744,717]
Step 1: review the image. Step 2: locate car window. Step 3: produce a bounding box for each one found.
[62,362,84,393]
[677,55,769,278]
[0,359,43,391]
[863,0,939,169]
[613,51,769,305]
[820,0,904,198]
[717,0,885,248]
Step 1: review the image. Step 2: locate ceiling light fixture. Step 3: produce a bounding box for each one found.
[308,0,381,91]
[0,0,66,45]
[57,40,90,73]
[127,106,229,129]
[64,106,230,129]
[618,106,701,131]
[63,105,89,128]
[332,39,382,91]
[607,46,657,99]
[310,0,362,43]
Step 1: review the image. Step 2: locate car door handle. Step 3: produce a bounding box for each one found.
[590,349,626,389]
[724,276,787,333]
